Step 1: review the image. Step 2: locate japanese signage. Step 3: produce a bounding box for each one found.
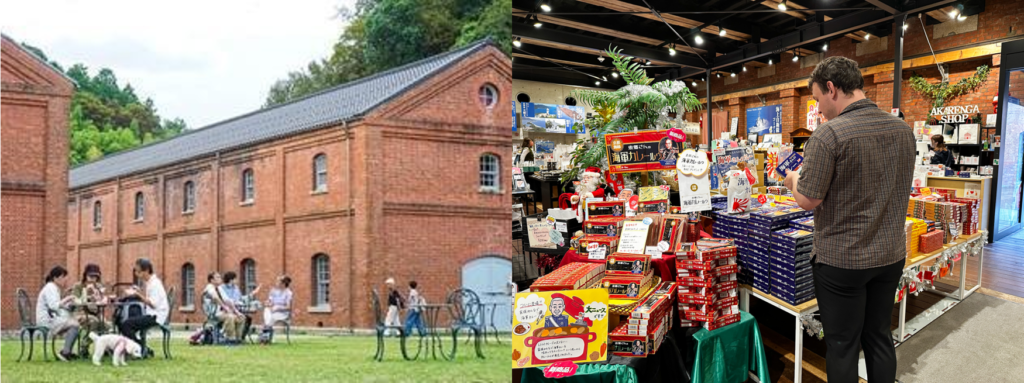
[513,289,609,369]
[678,150,713,213]
[775,152,804,177]
[746,105,783,135]
[605,130,680,174]
[677,149,710,177]
[521,103,587,134]
[807,100,819,131]
[715,147,757,178]
[931,105,980,124]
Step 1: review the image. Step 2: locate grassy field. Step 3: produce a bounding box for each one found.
[1,335,510,382]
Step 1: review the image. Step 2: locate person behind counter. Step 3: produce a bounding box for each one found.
[929,134,955,168]
[514,138,535,166]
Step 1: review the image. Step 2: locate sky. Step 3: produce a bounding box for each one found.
[3,0,354,128]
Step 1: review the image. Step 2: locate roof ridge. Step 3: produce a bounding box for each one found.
[70,39,493,172]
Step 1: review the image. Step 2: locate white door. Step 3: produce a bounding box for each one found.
[462,256,512,331]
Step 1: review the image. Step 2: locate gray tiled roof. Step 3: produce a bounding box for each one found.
[70,40,494,189]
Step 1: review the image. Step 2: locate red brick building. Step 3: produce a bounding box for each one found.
[66,40,512,329]
[1,35,74,330]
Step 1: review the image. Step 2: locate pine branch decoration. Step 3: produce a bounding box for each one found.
[909,65,989,122]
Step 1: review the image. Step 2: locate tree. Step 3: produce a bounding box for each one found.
[454,0,511,55]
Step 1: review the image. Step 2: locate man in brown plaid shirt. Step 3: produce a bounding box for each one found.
[784,56,915,383]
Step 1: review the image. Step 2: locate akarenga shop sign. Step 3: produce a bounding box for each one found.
[932,105,980,123]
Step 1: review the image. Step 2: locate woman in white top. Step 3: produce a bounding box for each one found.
[35,266,80,361]
[260,275,293,341]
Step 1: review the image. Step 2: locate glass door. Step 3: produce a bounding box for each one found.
[992,40,1024,242]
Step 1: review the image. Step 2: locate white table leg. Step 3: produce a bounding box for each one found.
[795,315,803,383]
[898,290,907,343]
[959,243,968,300]
[740,288,750,312]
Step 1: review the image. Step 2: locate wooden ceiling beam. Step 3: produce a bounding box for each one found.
[512,7,705,54]
[576,0,753,42]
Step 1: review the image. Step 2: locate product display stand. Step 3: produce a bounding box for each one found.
[738,286,819,383]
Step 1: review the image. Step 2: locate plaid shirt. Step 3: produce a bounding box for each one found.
[798,99,916,269]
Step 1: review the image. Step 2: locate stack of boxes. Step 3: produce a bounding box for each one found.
[769,228,815,305]
[906,217,927,256]
[948,197,979,236]
[609,281,676,358]
[530,262,605,292]
[920,230,945,253]
[579,202,625,257]
[907,199,965,244]
[675,239,741,331]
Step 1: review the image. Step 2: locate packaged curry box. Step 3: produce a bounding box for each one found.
[638,199,670,214]
[602,272,652,300]
[648,320,667,355]
[609,323,651,358]
[587,200,627,219]
[651,281,678,297]
[606,253,651,276]
[585,216,627,237]
[658,215,688,251]
[703,313,741,331]
[790,216,815,232]
[578,235,619,256]
[529,262,605,292]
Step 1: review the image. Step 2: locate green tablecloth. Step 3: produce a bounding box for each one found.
[521,363,639,383]
[691,311,770,383]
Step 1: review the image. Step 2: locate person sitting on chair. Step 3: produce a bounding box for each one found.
[219,272,258,341]
[71,264,110,350]
[259,275,293,343]
[204,272,244,344]
[37,266,81,361]
[119,258,169,356]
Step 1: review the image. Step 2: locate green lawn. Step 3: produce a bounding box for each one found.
[1,335,510,382]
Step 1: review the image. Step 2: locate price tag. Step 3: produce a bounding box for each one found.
[628,195,639,210]
[588,247,607,260]
[587,243,599,253]
[555,222,567,233]
[645,246,663,260]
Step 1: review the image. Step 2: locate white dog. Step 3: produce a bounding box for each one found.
[89,333,143,367]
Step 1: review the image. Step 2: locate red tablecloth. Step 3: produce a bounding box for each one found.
[559,250,677,282]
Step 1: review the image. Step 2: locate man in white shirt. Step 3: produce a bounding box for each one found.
[119,258,169,354]
[36,266,80,361]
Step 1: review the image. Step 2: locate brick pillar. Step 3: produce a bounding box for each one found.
[779,89,800,143]
[873,71,895,111]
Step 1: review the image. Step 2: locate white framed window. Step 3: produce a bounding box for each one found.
[92,201,103,228]
[241,168,255,203]
[479,153,500,192]
[313,154,328,192]
[241,258,257,295]
[478,84,498,109]
[134,192,145,221]
[312,253,330,307]
[181,263,195,307]
[183,181,196,213]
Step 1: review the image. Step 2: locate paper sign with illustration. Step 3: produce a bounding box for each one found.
[639,186,670,202]
[617,221,651,254]
[513,289,609,369]
[527,220,557,249]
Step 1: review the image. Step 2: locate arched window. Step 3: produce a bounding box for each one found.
[93,201,103,228]
[134,192,145,221]
[312,254,330,307]
[241,168,255,203]
[181,263,196,307]
[183,181,196,213]
[478,84,498,109]
[241,258,257,295]
[313,154,328,192]
[479,153,500,191]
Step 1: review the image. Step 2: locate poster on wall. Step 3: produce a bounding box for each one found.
[746,105,783,135]
[605,130,680,174]
[806,100,819,131]
[513,101,518,132]
[521,103,587,134]
[513,289,609,369]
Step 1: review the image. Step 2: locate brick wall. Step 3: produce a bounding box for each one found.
[66,46,512,329]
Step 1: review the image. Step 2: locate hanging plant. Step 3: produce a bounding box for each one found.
[908,65,990,121]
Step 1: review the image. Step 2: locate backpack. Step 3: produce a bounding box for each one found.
[113,296,146,328]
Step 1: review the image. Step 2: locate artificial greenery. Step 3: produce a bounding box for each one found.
[909,65,990,122]
[560,46,702,187]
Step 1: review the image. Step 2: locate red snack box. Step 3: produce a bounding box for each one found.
[651,281,677,297]
[920,230,944,253]
[578,235,619,256]
[704,313,741,331]
[712,280,739,294]
[602,273,650,300]
[610,323,650,358]
[587,200,626,219]
[639,199,670,214]
[696,245,738,261]
[648,321,667,355]
[530,262,605,292]
[606,253,651,275]
[712,264,740,278]
[585,216,627,237]
[658,216,685,250]
[677,257,715,271]
[630,292,671,319]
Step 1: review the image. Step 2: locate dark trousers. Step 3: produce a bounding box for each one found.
[120,315,158,346]
[812,258,903,383]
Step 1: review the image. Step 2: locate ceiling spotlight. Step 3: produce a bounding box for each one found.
[534,22,543,28]
[597,56,605,62]
[742,66,747,72]
[611,72,618,78]
[779,0,787,11]
[513,39,521,48]
[695,35,704,45]
[792,53,799,62]
[716,73,721,78]
[540,3,551,12]
[957,14,967,21]
[768,58,773,65]
[730,71,735,77]
[903,23,909,30]
[602,76,608,81]
[595,81,601,86]
[646,60,652,66]
[865,33,870,40]
[949,9,959,18]
[702,78,706,82]
[719,28,727,37]
[692,81,697,86]
[822,43,828,52]
[669,46,676,56]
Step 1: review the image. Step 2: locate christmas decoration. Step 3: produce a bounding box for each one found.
[909,65,990,122]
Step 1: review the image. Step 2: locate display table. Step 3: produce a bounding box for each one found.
[738,286,818,383]
[520,363,638,383]
[691,311,771,383]
[925,176,992,242]
[558,250,677,282]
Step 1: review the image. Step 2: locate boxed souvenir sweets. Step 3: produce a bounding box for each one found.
[578,235,619,256]
[585,216,627,237]
[639,199,670,214]
[648,320,667,355]
[658,215,687,251]
[772,228,814,248]
[602,272,653,300]
[609,323,651,358]
[677,272,737,288]
[530,262,605,292]
[606,253,651,276]
[704,313,741,331]
[790,216,815,232]
[651,281,678,297]
[920,230,945,253]
[587,200,627,219]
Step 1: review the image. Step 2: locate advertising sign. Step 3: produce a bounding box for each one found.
[605,130,680,174]
[521,103,587,134]
[513,289,609,369]
[746,105,783,135]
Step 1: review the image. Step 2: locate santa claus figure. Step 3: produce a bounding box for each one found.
[559,167,606,222]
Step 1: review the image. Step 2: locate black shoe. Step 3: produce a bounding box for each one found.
[56,351,73,362]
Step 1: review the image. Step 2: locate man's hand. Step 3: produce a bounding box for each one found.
[784,171,799,191]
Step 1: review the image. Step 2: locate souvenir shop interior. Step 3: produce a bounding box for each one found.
[510,0,1024,382]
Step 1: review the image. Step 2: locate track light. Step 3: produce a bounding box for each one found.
[595,81,601,86]
[719,27,727,37]
[865,33,870,40]
[957,14,966,21]
[513,39,521,48]
[611,72,618,78]
[540,3,551,12]
[903,23,908,30]
[695,35,704,45]
[716,73,721,78]
[602,76,608,81]
[792,53,799,62]
[646,60,652,66]
[822,43,828,52]
[692,81,697,86]
[779,0,787,11]
[597,56,604,63]
[768,58,773,65]
[730,71,735,77]
[702,78,706,82]
[534,22,543,28]
[669,45,676,56]
[742,66,747,72]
